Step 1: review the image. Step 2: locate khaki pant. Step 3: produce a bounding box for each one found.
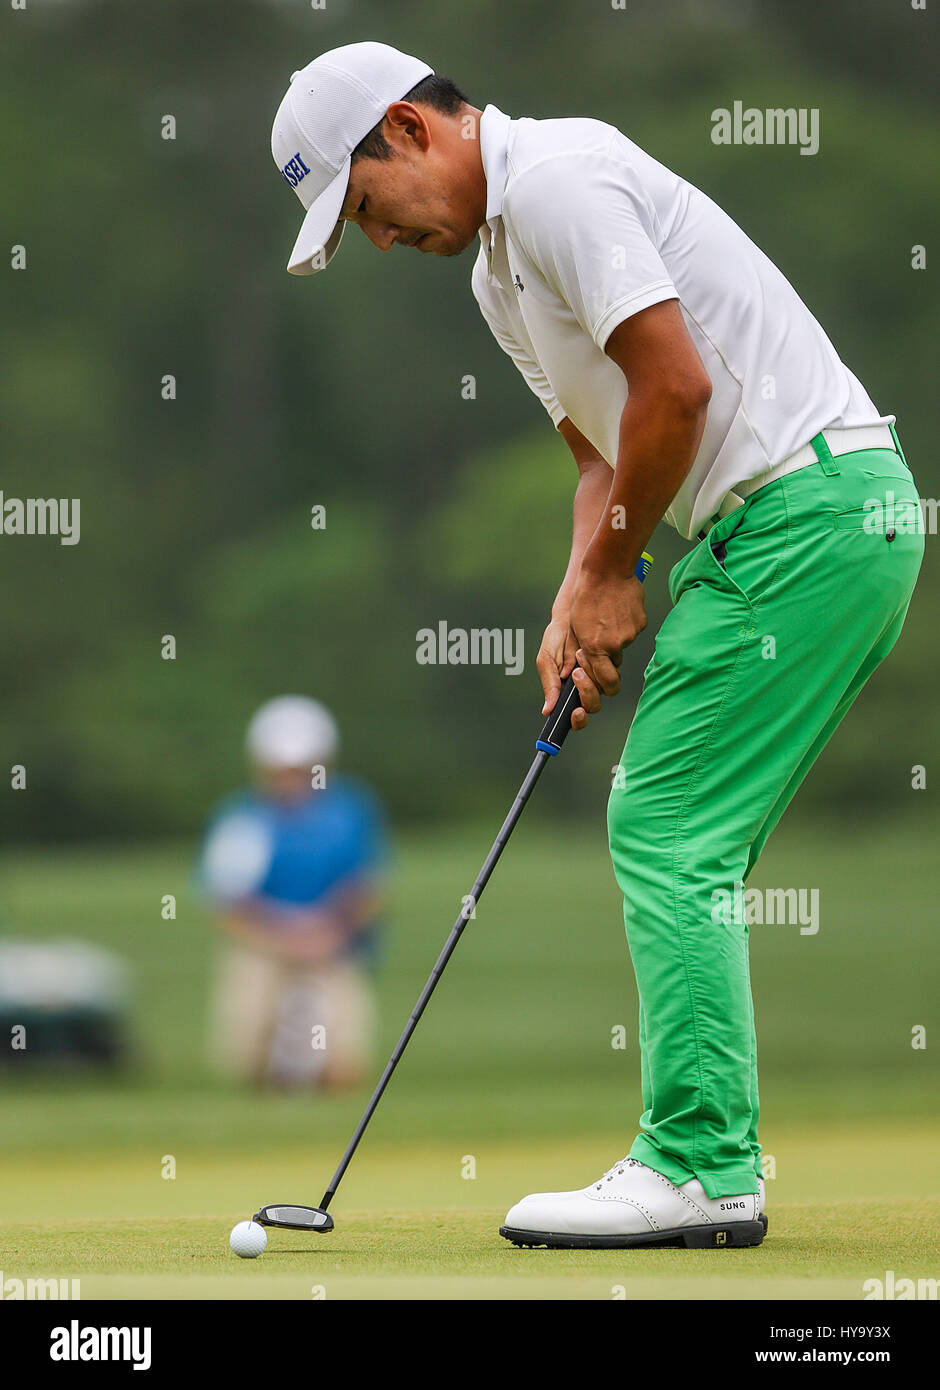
[208,942,376,1088]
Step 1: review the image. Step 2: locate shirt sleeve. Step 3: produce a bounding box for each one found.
[471,252,567,426]
[199,808,274,903]
[502,145,678,351]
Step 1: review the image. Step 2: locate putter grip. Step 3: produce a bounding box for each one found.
[535,550,653,755]
[537,675,582,753]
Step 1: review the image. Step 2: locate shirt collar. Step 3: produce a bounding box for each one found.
[479,104,512,246]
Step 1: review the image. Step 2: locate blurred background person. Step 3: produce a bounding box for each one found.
[199,696,389,1090]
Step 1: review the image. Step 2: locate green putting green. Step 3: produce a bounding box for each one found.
[0,815,937,1298]
[2,1126,937,1299]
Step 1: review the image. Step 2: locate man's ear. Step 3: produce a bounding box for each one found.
[383,101,432,153]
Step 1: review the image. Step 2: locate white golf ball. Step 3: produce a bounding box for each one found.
[230,1220,267,1259]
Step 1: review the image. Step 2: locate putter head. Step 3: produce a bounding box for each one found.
[252,1204,334,1233]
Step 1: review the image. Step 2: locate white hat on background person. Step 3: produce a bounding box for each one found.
[270,41,434,275]
[246,696,340,769]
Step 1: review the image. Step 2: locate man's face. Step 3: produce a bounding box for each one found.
[339,102,485,259]
[256,764,314,804]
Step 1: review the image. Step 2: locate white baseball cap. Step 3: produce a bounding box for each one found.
[271,41,434,276]
[246,696,340,768]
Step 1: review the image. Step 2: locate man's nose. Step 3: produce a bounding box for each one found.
[359,218,399,252]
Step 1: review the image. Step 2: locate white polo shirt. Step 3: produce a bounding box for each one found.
[471,105,890,540]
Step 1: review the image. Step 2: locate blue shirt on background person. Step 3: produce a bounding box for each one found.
[199,695,390,971]
[200,774,388,967]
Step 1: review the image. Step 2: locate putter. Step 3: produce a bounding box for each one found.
[253,552,653,1235]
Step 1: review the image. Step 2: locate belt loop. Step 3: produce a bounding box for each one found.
[810,431,840,476]
[888,422,909,469]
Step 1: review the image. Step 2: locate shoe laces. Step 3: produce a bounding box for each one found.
[594,1156,641,1190]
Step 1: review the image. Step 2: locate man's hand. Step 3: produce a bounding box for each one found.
[272,924,346,965]
[566,566,648,728]
[221,906,348,966]
[536,613,580,716]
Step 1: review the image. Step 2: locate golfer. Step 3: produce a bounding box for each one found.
[200,696,388,1091]
[270,44,923,1246]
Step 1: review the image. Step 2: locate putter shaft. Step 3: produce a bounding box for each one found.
[319,747,550,1210]
[253,552,651,1230]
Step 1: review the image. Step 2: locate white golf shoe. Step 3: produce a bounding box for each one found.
[500,1157,767,1249]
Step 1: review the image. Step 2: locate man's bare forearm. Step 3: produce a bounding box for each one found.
[582,389,708,580]
[559,302,712,723]
[553,457,614,617]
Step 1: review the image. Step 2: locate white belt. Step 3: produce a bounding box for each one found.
[699,424,897,538]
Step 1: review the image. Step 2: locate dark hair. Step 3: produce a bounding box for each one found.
[350,73,470,163]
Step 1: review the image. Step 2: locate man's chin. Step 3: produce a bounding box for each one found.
[437,230,478,257]
[412,229,476,257]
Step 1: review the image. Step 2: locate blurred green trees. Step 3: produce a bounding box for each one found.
[2,0,936,840]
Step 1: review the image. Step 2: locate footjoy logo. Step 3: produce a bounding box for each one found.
[50,1321,151,1370]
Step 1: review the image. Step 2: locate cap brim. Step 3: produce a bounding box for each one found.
[286,158,350,276]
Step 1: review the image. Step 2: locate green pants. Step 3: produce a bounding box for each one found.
[607,432,924,1198]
